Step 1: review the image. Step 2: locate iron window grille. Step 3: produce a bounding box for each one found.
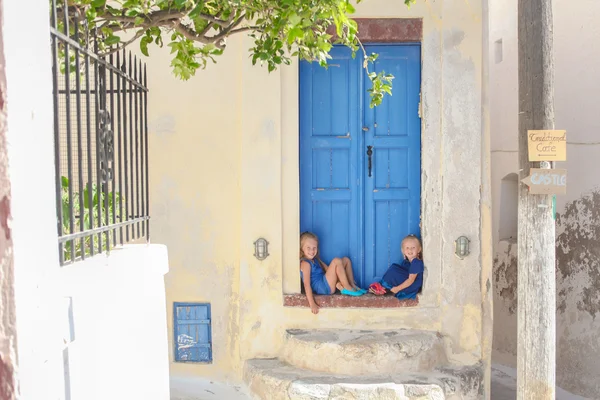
[50,0,150,265]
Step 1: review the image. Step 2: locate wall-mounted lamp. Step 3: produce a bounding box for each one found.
[254,238,269,261]
[454,236,470,259]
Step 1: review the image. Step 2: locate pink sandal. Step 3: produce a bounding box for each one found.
[369,282,387,296]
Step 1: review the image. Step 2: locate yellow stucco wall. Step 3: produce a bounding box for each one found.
[147,0,490,385]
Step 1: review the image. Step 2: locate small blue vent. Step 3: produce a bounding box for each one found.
[174,303,212,363]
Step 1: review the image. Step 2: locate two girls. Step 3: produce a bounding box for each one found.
[300,232,425,314]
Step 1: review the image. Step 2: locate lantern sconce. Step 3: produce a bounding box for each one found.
[454,236,470,259]
[254,238,269,261]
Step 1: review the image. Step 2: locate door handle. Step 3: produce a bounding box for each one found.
[367,146,373,177]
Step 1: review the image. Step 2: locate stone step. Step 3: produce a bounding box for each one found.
[244,358,483,400]
[281,329,448,376]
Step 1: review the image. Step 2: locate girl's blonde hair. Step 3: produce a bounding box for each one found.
[401,234,423,260]
[300,231,327,270]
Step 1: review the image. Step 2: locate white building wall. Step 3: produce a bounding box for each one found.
[490,0,600,397]
[58,245,171,400]
[1,1,171,399]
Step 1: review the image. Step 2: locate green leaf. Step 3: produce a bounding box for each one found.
[287,27,304,45]
[189,3,204,19]
[174,0,187,8]
[105,35,121,46]
[288,13,302,27]
[140,37,150,56]
[92,0,106,7]
[124,9,139,17]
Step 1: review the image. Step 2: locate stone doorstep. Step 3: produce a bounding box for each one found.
[244,358,483,400]
[283,293,418,308]
[281,328,448,376]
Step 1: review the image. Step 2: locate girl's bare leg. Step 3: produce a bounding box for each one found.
[324,263,340,294]
[341,257,360,289]
[331,258,355,291]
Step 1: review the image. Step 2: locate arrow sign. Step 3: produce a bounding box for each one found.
[521,168,567,195]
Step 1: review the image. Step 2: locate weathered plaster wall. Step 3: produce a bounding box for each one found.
[147,36,244,383]
[555,191,600,397]
[147,0,489,388]
[490,0,600,397]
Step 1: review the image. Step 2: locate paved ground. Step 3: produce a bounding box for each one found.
[491,364,590,400]
[170,377,251,400]
[171,365,591,399]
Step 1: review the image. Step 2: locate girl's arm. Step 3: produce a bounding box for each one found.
[300,261,319,314]
[390,274,418,294]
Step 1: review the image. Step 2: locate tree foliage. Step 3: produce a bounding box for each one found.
[55,0,416,107]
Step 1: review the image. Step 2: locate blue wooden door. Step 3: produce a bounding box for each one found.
[300,44,421,287]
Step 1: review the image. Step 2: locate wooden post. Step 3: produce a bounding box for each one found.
[517,0,556,399]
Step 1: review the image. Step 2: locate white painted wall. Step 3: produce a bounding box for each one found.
[58,245,171,400]
[490,0,600,397]
[2,1,171,399]
[3,0,65,398]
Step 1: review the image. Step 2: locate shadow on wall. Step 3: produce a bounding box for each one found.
[499,173,518,241]
[492,187,600,398]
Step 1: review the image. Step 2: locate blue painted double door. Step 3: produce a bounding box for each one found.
[299,44,421,287]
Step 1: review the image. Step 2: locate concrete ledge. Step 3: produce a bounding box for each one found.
[283,293,418,308]
[244,358,483,400]
[281,329,447,375]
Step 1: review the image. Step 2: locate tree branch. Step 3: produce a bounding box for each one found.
[172,22,211,45]
[229,26,257,35]
[209,13,246,44]
[100,29,146,56]
[197,13,229,27]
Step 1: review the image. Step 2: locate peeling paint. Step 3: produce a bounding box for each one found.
[493,190,600,397]
[493,240,517,315]
[0,196,10,240]
[556,188,600,318]
[0,353,15,400]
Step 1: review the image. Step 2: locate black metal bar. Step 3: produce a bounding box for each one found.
[63,3,76,262]
[128,52,135,240]
[134,57,140,238]
[117,51,124,245]
[123,50,130,242]
[51,0,64,265]
[58,216,150,243]
[109,53,117,247]
[74,13,85,260]
[141,62,147,239]
[58,89,145,95]
[85,31,95,256]
[50,28,148,93]
[101,61,110,253]
[94,34,103,254]
[144,64,150,241]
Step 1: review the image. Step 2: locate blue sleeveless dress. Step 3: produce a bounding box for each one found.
[300,258,332,295]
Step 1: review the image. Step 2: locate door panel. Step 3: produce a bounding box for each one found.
[300,44,421,287]
[363,45,421,285]
[300,46,361,274]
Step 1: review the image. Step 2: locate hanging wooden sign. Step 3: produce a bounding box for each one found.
[521,168,567,195]
[527,130,567,161]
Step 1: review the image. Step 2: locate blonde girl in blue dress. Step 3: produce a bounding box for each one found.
[300,232,365,314]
